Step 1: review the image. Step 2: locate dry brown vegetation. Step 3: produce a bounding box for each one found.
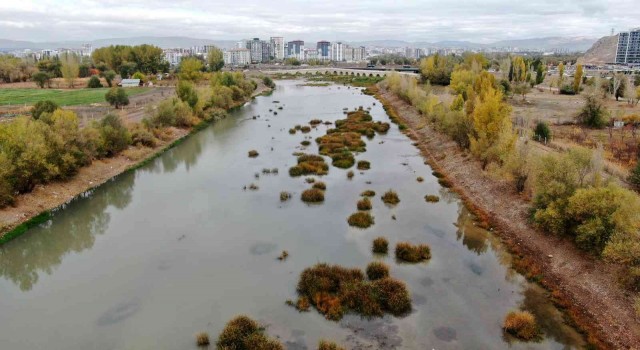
[425,195,440,203]
[195,332,210,347]
[357,160,371,170]
[313,181,326,190]
[318,340,346,350]
[248,150,259,158]
[366,261,390,280]
[372,237,389,254]
[381,190,400,204]
[216,315,283,349]
[503,310,540,341]
[395,242,431,263]
[301,188,325,203]
[361,190,376,197]
[347,211,374,228]
[289,154,329,177]
[357,197,372,210]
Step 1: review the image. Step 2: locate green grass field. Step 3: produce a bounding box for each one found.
[0,88,151,106]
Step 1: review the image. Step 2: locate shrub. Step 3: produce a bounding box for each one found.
[357,197,372,210]
[381,190,400,204]
[216,315,283,350]
[357,160,371,170]
[424,195,440,203]
[176,80,199,109]
[97,114,131,157]
[361,190,376,197]
[301,188,325,203]
[31,100,59,120]
[395,242,431,262]
[262,76,275,88]
[366,261,390,280]
[196,332,209,347]
[248,150,259,158]
[313,181,326,190]
[559,85,576,95]
[87,75,102,88]
[372,237,389,254]
[296,296,310,311]
[318,340,346,350]
[130,123,156,147]
[533,121,551,142]
[503,311,539,340]
[576,94,608,128]
[347,212,374,228]
[629,161,640,189]
[105,87,130,108]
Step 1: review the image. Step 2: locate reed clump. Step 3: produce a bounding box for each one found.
[301,140,311,146]
[425,195,440,203]
[357,160,371,170]
[348,212,374,228]
[381,190,400,204]
[361,190,376,197]
[366,261,390,280]
[301,126,312,133]
[372,237,389,254]
[417,176,424,182]
[313,182,326,190]
[357,197,372,210]
[301,188,325,203]
[347,170,354,179]
[216,315,283,350]
[503,311,540,341]
[310,119,323,125]
[289,154,329,177]
[318,340,346,350]
[195,332,210,347]
[248,150,259,158]
[280,191,291,201]
[395,242,431,263]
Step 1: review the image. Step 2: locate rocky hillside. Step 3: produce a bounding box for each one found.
[583,34,618,65]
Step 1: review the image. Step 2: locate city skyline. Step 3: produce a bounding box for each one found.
[1,0,639,43]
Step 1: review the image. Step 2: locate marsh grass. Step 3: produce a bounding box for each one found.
[361,190,376,197]
[296,263,411,321]
[301,188,325,203]
[216,316,283,350]
[438,178,452,188]
[277,250,289,260]
[248,150,259,158]
[425,195,440,203]
[289,128,296,134]
[306,177,316,183]
[395,242,431,262]
[301,140,311,146]
[310,119,323,125]
[366,261,390,280]
[301,126,312,133]
[357,197,372,210]
[318,340,346,350]
[348,211,374,228]
[357,160,371,170]
[280,191,291,201]
[196,332,210,347]
[372,237,389,254]
[417,176,424,182]
[347,170,354,179]
[503,311,540,341]
[381,190,400,205]
[313,182,326,190]
[289,154,329,177]
[248,183,259,191]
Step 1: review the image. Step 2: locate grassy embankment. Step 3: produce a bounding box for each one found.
[0,88,151,106]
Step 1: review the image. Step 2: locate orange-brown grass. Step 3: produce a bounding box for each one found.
[357,160,371,170]
[216,315,283,349]
[503,310,540,341]
[372,237,389,254]
[366,261,390,280]
[381,190,400,205]
[296,263,411,321]
[313,181,326,190]
[395,242,431,262]
[425,195,440,203]
[289,154,329,176]
[248,150,259,158]
[301,188,325,203]
[348,211,374,228]
[318,340,346,350]
[357,197,372,210]
[195,332,210,347]
[361,190,376,197]
[296,296,310,312]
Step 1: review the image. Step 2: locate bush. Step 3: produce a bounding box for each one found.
[503,311,539,340]
[533,121,551,142]
[395,242,431,262]
[381,190,400,204]
[576,94,608,128]
[195,332,209,347]
[318,340,346,350]
[87,75,103,88]
[129,123,156,147]
[105,87,130,108]
[262,76,275,89]
[313,181,326,190]
[216,315,283,350]
[301,188,325,203]
[357,160,371,170]
[176,80,198,109]
[372,237,389,254]
[361,190,376,197]
[424,195,440,203]
[366,261,390,280]
[347,212,374,228]
[31,100,59,120]
[559,85,576,95]
[96,114,131,157]
[357,197,372,210]
[32,71,51,88]
[629,161,640,189]
[248,150,259,158]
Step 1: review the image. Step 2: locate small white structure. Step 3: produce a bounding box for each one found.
[119,79,141,88]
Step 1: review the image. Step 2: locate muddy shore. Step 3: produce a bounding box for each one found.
[376,85,640,349]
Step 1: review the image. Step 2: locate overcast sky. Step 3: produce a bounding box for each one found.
[1,0,639,43]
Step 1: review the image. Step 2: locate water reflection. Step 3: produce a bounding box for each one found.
[0,171,135,291]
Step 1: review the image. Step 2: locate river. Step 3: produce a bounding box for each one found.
[0,80,586,349]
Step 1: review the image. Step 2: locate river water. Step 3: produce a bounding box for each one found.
[0,80,586,349]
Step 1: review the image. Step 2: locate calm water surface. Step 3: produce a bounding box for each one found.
[0,80,586,349]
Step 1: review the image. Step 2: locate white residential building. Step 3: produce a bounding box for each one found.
[331,42,345,62]
[270,37,285,60]
[304,49,318,61]
[223,48,251,66]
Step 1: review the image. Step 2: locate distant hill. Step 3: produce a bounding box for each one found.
[582,35,618,65]
[0,37,238,51]
[351,37,596,52]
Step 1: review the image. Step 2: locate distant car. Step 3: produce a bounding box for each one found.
[367,64,376,68]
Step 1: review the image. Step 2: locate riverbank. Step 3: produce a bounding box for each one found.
[0,84,272,243]
[375,85,640,349]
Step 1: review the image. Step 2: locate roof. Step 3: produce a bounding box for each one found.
[121,79,141,84]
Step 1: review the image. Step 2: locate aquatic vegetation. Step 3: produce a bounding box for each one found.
[381,190,400,205]
[280,191,291,201]
[301,126,312,133]
[347,170,354,179]
[361,190,376,197]
[289,154,329,177]
[295,125,302,130]
[357,197,372,210]
[395,242,431,263]
[425,195,440,203]
[296,263,411,321]
[357,160,371,170]
[289,128,296,134]
[366,261,390,280]
[318,340,346,350]
[296,297,310,312]
[248,183,259,191]
[277,250,289,260]
[432,171,444,178]
[372,237,389,254]
[330,151,355,169]
[306,177,316,183]
[313,182,326,190]
[216,315,284,350]
[301,188,325,203]
[301,140,311,146]
[196,332,210,347]
[248,150,259,158]
[347,212,374,228]
[503,311,540,341]
[310,119,323,125]
[438,178,452,188]
[417,176,424,182]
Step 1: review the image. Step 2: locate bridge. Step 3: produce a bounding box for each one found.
[261,67,419,77]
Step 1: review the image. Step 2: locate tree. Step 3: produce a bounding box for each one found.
[132,71,146,82]
[576,93,608,128]
[534,121,551,142]
[79,64,90,78]
[32,71,51,88]
[176,80,199,109]
[611,73,627,101]
[103,70,116,87]
[178,57,204,82]
[87,75,103,88]
[419,54,456,85]
[60,52,80,88]
[206,47,224,72]
[535,64,545,85]
[119,61,137,79]
[629,160,640,189]
[96,114,131,157]
[105,87,129,108]
[558,62,565,84]
[31,100,59,120]
[511,56,531,101]
[573,64,583,93]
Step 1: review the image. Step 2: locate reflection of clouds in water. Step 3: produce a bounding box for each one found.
[433,326,457,342]
[284,329,308,350]
[412,294,427,306]
[341,315,402,350]
[249,242,278,255]
[96,298,141,326]
[420,276,434,287]
[423,222,447,238]
[466,260,484,276]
